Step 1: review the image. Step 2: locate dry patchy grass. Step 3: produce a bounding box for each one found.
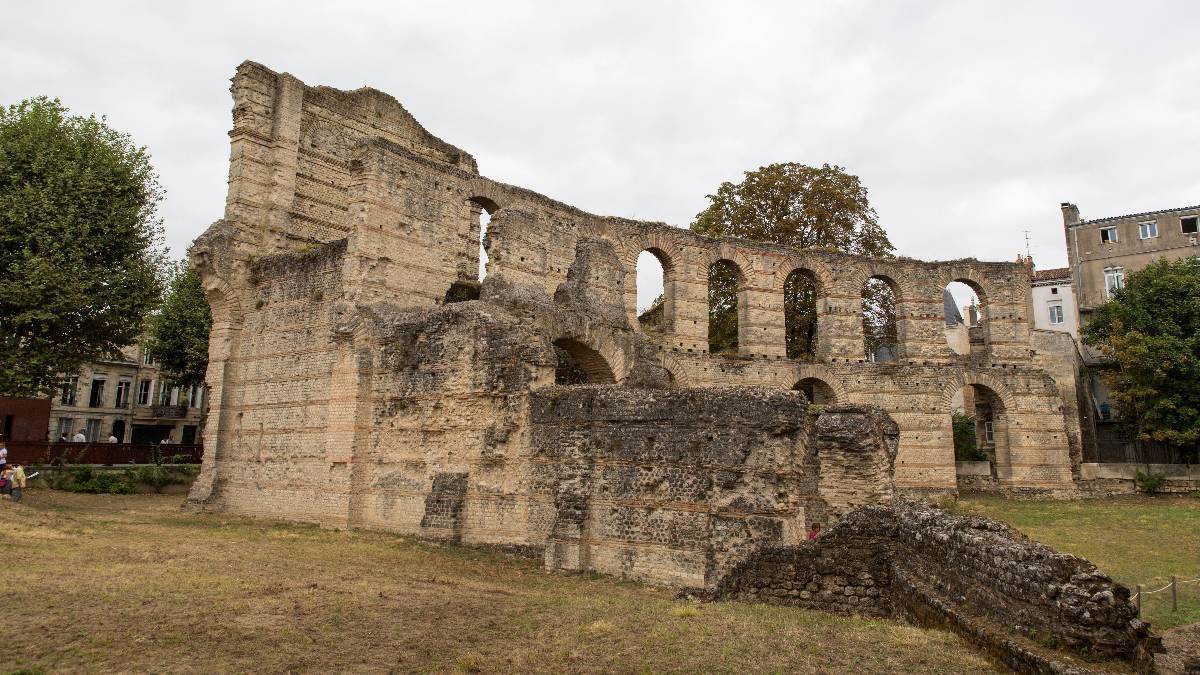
[0,490,997,673]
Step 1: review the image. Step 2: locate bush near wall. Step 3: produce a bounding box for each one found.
[41,465,199,495]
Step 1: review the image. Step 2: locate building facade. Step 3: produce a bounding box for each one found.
[1062,202,1200,339]
[1061,202,1199,458]
[1029,267,1077,337]
[49,343,205,444]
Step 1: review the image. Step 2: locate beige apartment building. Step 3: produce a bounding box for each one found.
[50,343,205,445]
[1062,201,1200,332]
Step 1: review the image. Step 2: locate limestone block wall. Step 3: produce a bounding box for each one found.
[528,386,815,587]
[346,300,553,542]
[195,239,352,523]
[191,60,1080,512]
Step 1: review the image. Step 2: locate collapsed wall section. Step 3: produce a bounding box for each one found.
[713,501,1157,670]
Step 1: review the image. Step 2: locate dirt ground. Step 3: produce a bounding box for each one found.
[1,490,1001,674]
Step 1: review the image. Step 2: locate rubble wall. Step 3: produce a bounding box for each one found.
[714,501,1156,668]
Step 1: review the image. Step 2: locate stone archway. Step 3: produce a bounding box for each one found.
[553,338,616,384]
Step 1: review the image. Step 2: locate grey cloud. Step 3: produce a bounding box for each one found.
[2,0,1197,295]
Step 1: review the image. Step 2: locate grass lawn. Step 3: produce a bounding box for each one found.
[1,490,996,674]
[960,493,1200,630]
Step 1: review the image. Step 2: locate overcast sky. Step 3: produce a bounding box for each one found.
[4,1,1198,310]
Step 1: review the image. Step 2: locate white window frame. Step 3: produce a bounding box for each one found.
[115,379,131,408]
[984,420,995,444]
[1104,267,1125,299]
[1048,304,1064,325]
[56,417,74,440]
[1100,226,1118,243]
[1139,221,1158,239]
[1182,216,1199,234]
[137,379,152,406]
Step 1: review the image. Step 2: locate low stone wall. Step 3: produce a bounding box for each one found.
[710,501,1158,669]
[1080,463,1200,494]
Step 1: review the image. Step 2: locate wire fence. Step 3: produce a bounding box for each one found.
[1133,575,1200,617]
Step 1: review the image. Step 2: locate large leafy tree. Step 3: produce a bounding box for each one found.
[145,262,211,388]
[691,163,894,355]
[0,97,166,396]
[1082,257,1200,456]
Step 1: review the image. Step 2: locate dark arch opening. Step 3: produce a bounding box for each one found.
[793,377,837,406]
[553,338,616,385]
[862,275,900,362]
[952,383,1007,473]
[708,259,744,355]
[784,268,820,359]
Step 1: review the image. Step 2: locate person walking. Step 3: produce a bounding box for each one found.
[806,523,822,541]
[0,441,7,468]
[72,429,86,443]
[10,464,24,503]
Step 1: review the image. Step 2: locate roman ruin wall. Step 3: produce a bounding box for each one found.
[191,61,1078,512]
[181,62,1163,668]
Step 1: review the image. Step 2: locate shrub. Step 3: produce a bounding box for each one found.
[43,466,136,494]
[952,412,986,461]
[1135,470,1166,494]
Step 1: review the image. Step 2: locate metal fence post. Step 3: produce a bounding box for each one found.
[1171,576,1177,612]
[1136,585,1142,615]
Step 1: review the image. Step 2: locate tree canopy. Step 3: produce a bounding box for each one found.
[1082,257,1200,453]
[690,163,894,356]
[145,262,211,388]
[0,97,166,397]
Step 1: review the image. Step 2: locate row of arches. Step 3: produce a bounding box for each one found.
[464,196,989,361]
[634,251,986,360]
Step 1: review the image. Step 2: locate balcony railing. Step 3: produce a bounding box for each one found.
[149,404,189,419]
[4,442,203,465]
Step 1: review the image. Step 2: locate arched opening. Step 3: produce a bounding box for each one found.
[553,338,616,385]
[636,249,671,336]
[862,276,900,362]
[944,280,986,355]
[784,268,820,359]
[793,377,837,406]
[951,383,1008,480]
[708,259,744,355]
[468,196,499,281]
[111,419,126,443]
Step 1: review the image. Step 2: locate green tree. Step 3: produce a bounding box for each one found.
[862,277,899,361]
[951,411,984,461]
[0,97,165,397]
[145,262,211,388]
[691,163,894,355]
[1082,257,1200,457]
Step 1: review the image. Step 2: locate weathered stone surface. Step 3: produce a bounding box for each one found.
[179,61,1153,668]
[711,501,1159,670]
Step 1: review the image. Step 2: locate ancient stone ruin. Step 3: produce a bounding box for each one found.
[187,62,1154,668]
